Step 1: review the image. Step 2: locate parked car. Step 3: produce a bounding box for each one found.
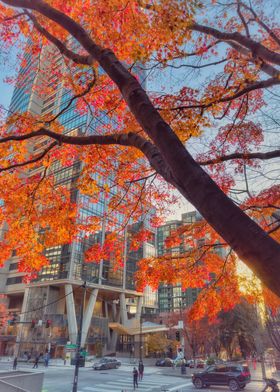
[189,360,205,369]
[192,363,251,391]
[92,357,121,370]
[155,358,174,367]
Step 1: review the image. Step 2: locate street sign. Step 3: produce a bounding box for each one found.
[178,320,184,329]
[65,344,77,349]
[80,351,88,357]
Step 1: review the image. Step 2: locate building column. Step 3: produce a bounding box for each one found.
[122,227,127,290]
[14,287,30,356]
[119,292,127,325]
[65,284,78,344]
[135,296,143,320]
[81,288,98,347]
[112,302,120,323]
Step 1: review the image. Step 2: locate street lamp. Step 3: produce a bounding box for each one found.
[139,308,143,361]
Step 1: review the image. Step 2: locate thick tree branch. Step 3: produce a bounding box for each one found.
[0,128,176,186]
[25,10,92,65]
[198,149,280,165]
[191,22,280,66]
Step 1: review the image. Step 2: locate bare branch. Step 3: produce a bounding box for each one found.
[45,72,96,124]
[0,141,57,172]
[237,0,250,37]
[165,58,227,70]
[1,11,25,21]
[240,1,280,47]
[166,77,280,112]
[198,149,280,166]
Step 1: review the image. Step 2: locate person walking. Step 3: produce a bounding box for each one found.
[138,360,144,381]
[32,355,39,369]
[133,367,138,389]
[44,352,49,367]
[12,356,17,370]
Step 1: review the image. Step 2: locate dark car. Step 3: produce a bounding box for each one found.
[192,363,251,391]
[155,358,173,367]
[189,360,205,369]
[92,357,121,370]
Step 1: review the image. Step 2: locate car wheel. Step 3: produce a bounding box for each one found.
[229,379,240,391]
[194,378,204,389]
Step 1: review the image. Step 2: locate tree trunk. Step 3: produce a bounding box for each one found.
[95,49,280,297]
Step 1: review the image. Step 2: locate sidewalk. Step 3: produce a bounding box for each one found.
[248,362,280,382]
[0,355,161,373]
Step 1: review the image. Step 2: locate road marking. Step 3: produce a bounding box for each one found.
[167,381,193,391]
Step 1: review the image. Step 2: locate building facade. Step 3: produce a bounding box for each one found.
[157,211,203,313]
[0,41,158,358]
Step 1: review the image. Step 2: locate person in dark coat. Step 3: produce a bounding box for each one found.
[32,356,39,369]
[13,356,17,370]
[133,367,138,389]
[138,360,144,380]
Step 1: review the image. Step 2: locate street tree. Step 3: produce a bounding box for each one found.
[0,1,279,315]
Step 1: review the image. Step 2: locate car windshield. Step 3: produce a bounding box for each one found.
[206,366,216,372]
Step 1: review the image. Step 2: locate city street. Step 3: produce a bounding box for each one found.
[0,361,270,392]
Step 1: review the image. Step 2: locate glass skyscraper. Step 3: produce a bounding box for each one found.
[0,40,158,358]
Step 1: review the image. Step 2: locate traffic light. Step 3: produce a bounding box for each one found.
[31,320,36,328]
[175,330,180,341]
[46,320,51,328]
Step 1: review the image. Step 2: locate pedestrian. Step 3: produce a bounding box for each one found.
[13,356,17,370]
[44,352,49,367]
[138,360,144,381]
[133,367,138,389]
[32,355,39,369]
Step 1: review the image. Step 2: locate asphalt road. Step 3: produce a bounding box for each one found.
[0,362,268,392]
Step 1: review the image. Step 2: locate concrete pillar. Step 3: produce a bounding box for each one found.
[99,197,107,284]
[104,301,109,318]
[81,288,98,347]
[135,296,143,320]
[119,293,127,325]
[110,330,119,352]
[65,284,78,344]
[122,227,127,290]
[14,287,30,356]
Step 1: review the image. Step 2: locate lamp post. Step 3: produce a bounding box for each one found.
[72,281,86,392]
[140,309,143,361]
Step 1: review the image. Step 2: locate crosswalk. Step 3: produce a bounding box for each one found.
[72,375,188,392]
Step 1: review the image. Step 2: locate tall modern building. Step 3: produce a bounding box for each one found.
[0,41,159,358]
[157,211,203,313]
